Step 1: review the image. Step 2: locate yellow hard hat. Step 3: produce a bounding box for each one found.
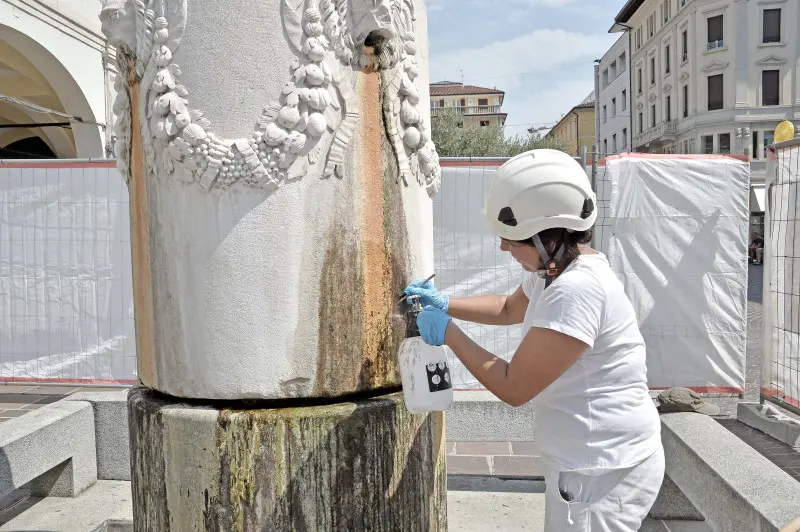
[775,120,795,143]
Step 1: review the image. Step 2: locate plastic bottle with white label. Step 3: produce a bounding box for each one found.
[398,295,454,413]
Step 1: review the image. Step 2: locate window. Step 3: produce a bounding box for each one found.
[708,74,723,110]
[478,98,488,107]
[622,90,627,110]
[683,85,689,117]
[719,133,730,154]
[707,15,724,50]
[623,128,628,148]
[636,28,642,50]
[752,131,760,159]
[612,134,617,153]
[648,13,656,38]
[637,68,643,94]
[666,95,671,121]
[763,9,781,44]
[681,30,688,62]
[460,98,466,107]
[603,105,607,123]
[681,0,687,6]
[702,135,714,154]
[763,130,775,157]
[639,112,644,133]
[651,104,656,126]
[604,139,608,154]
[665,45,671,74]
[762,70,779,106]
[662,0,671,23]
[650,57,656,85]
[479,120,490,127]
[612,98,617,117]
[603,69,609,87]
[619,52,627,72]
[610,61,617,79]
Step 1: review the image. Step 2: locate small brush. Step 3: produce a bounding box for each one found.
[397,273,436,305]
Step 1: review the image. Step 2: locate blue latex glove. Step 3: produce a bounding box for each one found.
[416,305,452,346]
[403,279,450,312]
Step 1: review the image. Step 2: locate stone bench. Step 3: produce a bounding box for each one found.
[655,412,800,532]
[66,390,131,481]
[0,401,97,498]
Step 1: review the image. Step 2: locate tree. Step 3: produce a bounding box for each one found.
[430,108,571,158]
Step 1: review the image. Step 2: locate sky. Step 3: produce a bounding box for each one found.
[425,0,627,138]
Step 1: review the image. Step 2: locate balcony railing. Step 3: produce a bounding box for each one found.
[633,120,677,148]
[430,105,503,116]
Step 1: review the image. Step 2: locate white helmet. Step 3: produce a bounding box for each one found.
[483,149,596,242]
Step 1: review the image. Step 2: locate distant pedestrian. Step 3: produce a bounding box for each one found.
[749,232,764,264]
[404,149,664,531]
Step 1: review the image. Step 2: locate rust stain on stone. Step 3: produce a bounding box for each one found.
[314,71,412,396]
[127,59,157,388]
[358,72,393,389]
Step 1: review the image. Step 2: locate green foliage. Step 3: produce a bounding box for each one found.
[430,108,571,158]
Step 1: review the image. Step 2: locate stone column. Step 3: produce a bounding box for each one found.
[100,0,447,529]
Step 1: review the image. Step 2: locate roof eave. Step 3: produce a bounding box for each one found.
[613,0,645,27]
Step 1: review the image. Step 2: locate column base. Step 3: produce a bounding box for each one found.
[128,385,447,531]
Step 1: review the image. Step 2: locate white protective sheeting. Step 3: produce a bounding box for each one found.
[595,154,749,392]
[0,163,136,384]
[762,142,800,409]
[433,163,524,390]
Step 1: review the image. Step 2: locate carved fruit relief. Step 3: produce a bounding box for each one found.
[100,0,441,196]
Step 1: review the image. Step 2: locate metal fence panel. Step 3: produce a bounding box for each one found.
[763,141,800,412]
[0,160,136,385]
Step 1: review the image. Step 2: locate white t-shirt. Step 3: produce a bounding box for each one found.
[521,252,661,475]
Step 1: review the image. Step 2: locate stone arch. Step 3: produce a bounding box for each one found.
[0,24,104,158]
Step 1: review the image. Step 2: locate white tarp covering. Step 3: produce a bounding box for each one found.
[762,142,800,409]
[0,162,137,384]
[595,154,749,392]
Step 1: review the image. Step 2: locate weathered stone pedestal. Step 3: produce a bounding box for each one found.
[128,386,447,531]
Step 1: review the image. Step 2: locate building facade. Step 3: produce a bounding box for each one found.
[0,0,115,159]
[548,96,597,161]
[610,0,799,235]
[613,0,799,169]
[597,35,632,157]
[429,82,508,127]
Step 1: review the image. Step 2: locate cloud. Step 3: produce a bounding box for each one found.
[430,29,613,89]
[429,29,617,138]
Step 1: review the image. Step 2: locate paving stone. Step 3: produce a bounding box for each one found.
[21,386,79,396]
[510,441,538,456]
[454,442,511,456]
[0,411,28,418]
[492,456,545,478]
[446,455,491,476]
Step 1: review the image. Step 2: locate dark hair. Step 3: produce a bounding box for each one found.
[513,226,594,270]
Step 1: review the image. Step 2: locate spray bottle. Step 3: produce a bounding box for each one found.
[397,294,454,413]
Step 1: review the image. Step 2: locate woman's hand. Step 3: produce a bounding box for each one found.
[416,305,452,346]
[404,279,450,312]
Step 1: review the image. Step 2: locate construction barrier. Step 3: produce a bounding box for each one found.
[0,160,136,385]
[762,140,800,412]
[594,154,750,394]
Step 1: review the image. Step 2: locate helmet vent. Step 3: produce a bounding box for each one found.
[498,207,518,227]
[581,198,594,219]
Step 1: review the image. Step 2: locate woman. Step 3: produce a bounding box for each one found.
[404,149,664,531]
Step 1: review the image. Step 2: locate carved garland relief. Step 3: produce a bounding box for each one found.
[100,0,442,196]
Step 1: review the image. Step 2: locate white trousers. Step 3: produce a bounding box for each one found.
[543,445,665,531]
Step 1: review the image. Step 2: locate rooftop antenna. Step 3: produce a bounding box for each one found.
[460,69,464,84]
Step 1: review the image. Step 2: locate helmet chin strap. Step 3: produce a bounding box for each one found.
[532,233,566,288]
